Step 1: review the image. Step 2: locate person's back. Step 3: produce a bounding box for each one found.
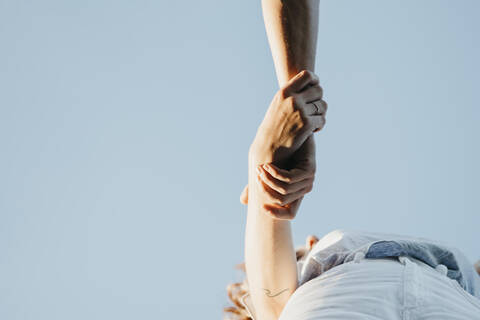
[225,230,480,319]
[278,230,480,320]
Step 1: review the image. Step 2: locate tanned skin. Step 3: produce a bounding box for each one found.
[243,1,321,319]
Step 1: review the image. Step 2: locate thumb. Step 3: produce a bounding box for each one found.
[240,184,248,205]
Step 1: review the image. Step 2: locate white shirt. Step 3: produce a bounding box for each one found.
[242,229,480,320]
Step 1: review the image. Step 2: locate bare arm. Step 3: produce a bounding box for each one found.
[245,73,324,320]
[244,2,320,319]
[244,161,298,320]
[262,0,320,87]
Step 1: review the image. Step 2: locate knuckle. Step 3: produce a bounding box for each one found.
[316,116,326,129]
[302,69,313,79]
[303,70,319,83]
[318,86,324,97]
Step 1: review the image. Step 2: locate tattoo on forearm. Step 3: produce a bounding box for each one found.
[263,288,289,298]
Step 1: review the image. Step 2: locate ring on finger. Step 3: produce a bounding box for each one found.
[312,101,323,115]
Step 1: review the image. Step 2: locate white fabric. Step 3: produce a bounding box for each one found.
[279,256,480,320]
[295,229,475,289]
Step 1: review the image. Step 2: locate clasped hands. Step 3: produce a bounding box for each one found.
[241,70,327,220]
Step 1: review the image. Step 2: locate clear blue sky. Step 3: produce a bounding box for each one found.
[1,0,478,319]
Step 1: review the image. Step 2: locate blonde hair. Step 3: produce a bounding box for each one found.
[223,239,312,320]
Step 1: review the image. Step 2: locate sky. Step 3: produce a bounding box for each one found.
[0,0,479,319]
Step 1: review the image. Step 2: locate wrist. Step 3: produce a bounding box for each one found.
[248,142,275,167]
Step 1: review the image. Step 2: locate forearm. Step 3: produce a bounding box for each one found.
[261,0,319,87]
[244,3,320,318]
[244,151,298,320]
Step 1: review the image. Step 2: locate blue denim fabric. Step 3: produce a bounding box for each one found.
[366,240,480,299]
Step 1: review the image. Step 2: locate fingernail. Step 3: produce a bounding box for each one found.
[256,166,262,174]
[263,164,270,170]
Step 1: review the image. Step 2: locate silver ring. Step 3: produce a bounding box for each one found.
[312,101,321,115]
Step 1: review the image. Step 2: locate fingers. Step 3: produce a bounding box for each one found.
[306,235,319,250]
[311,114,326,133]
[304,99,327,116]
[294,88,327,133]
[296,85,323,104]
[310,100,328,133]
[321,100,328,113]
[258,165,313,195]
[283,70,319,95]
[262,163,314,184]
[277,184,312,206]
[254,161,316,220]
[263,199,302,220]
[245,161,315,209]
[280,70,329,135]
[256,173,313,207]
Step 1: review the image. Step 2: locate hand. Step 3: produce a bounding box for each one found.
[244,134,317,220]
[296,234,320,260]
[249,70,327,168]
[239,160,314,207]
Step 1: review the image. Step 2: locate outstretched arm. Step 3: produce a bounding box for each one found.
[262,0,320,87]
[240,0,320,204]
[245,71,325,320]
[243,2,321,320]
